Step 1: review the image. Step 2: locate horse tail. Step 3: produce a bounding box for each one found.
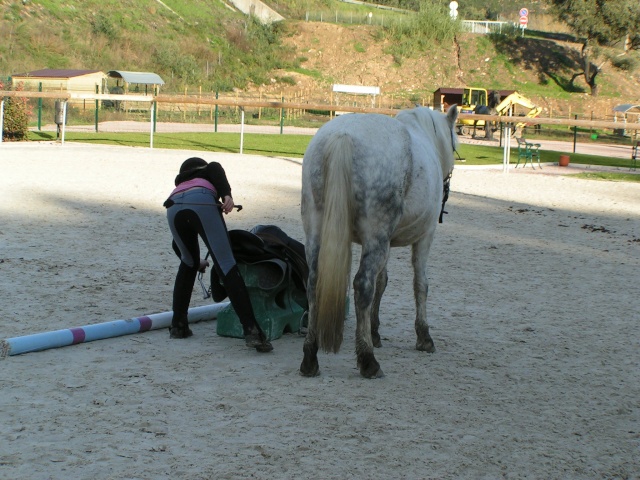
[316,132,353,353]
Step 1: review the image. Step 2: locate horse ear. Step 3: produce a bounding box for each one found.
[446,104,459,125]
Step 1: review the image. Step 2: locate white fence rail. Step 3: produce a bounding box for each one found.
[462,20,512,34]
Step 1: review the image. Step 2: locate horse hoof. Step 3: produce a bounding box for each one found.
[300,361,320,377]
[416,339,436,353]
[300,356,320,377]
[360,366,384,379]
[358,352,383,378]
[301,343,319,376]
[372,334,382,348]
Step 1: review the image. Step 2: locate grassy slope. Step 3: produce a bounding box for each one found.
[0,0,294,91]
[2,0,639,109]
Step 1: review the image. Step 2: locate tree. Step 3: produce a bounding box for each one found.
[546,0,640,96]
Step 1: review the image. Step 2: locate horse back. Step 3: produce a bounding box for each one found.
[302,113,413,216]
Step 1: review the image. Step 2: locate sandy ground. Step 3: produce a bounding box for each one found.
[0,141,639,479]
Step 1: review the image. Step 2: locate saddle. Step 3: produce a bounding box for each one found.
[210,225,308,309]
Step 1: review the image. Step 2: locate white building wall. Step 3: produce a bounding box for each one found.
[228,0,284,23]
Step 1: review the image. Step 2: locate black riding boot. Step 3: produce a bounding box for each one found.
[170,262,198,339]
[222,265,273,353]
[170,312,192,339]
[209,263,228,302]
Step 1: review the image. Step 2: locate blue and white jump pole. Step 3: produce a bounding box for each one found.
[1,302,229,359]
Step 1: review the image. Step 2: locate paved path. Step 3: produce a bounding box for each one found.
[460,135,634,160]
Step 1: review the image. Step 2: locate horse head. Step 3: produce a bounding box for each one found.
[397,106,459,172]
[488,90,501,109]
[407,105,459,180]
[424,104,460,178]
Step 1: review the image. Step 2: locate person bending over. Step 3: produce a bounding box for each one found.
[164,157,272,353]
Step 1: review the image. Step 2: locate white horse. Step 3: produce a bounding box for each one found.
[300,105,459,378]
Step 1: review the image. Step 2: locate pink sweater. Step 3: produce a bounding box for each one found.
[170,178,217,197]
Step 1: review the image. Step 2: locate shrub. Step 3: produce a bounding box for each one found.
[1,80,32,141]
[610,55,637,72]
[91,12,117,37]
[384,2,461,63]
[275,75,297,86]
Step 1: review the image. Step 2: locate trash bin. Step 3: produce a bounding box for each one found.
[54,100,65,125]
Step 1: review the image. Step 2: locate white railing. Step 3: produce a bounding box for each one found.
[462,20,511,34]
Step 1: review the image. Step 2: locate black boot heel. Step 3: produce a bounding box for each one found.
[169,313,192,339]
[245,329,273,352]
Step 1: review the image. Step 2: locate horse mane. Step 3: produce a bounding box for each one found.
[396,106,458,180]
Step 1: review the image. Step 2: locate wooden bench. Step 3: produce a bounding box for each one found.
[515,137,542,169]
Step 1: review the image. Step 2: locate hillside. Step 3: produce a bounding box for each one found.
[0,0,289,92]
[1,0,639,118]
[272,22,640,118]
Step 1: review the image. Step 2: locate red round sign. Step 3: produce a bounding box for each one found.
[519,15,528,25]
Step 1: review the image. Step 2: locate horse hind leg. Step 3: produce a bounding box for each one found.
[301,338,319,377]
[300,241,320,377]
[370,266,388,348]
[412,236,436,353]
[354,242,390,378]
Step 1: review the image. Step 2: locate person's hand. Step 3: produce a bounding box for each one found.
[198,259,210,272]
[221,195,234,214]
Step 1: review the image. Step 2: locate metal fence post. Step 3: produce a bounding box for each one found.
[37,82,42,131]
[94,85,99,132]
[240,107,245,154]
[573,114,578,153]
[60,100,68,145]
[215,91,219,133]
[280,96,284,134]
[0,98,4,143]
[150,102,155,149]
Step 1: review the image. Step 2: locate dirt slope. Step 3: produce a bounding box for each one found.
[273,22,640,117]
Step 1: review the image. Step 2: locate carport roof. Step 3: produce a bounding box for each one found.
[12,69,103,78]
[613,104,640,113]
[107,71,164,85]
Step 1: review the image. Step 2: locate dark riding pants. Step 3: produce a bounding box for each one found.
[166,188,236,316]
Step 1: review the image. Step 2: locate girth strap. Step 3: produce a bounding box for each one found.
[439,171,452,224]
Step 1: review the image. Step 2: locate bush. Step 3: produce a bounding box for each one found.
[610,55,637,72]
[384,2,461,62]
[1,81,32,141]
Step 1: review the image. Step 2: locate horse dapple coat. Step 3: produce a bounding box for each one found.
[300,105,459,378]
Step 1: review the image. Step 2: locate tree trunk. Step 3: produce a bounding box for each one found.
[587,75,599,96]
[581,40,600,96]
[583,58,599,96]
